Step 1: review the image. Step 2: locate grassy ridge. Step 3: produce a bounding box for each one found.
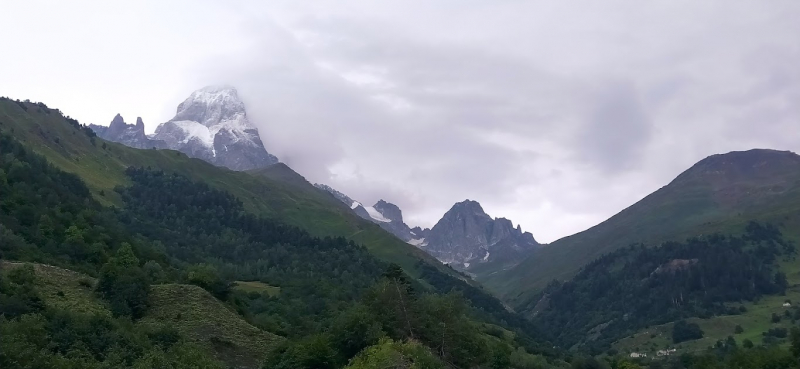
[0,261,108,316]
[141,284,281,368]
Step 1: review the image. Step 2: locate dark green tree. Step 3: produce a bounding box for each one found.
[96,245,150,318]
[672,320,703,343]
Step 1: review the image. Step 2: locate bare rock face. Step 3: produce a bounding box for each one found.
[422,200,539,266]
[372,199,416,242]
[151,86,278,171]
[89,114,167,149]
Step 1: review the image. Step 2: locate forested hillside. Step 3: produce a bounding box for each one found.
[0,122,563,368]
[525,223,796,353]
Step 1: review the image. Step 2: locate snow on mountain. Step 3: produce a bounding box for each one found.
[172,120,215,148]
[408,238,428,247]
[314,184,417,241]
[364,206,392,223]
[150,85,278,171]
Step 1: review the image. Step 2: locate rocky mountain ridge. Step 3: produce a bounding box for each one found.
[314,185,539,267]
[89,114,167,149]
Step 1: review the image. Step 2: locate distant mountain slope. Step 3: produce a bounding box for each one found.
[481,148,800,306]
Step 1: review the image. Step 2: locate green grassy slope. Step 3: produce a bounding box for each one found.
[140,284,281,368]
[480,149,800,306]
[0,261,109,316]
[233,280,280,296]
[0,261,280,367]
[0,98,453,281]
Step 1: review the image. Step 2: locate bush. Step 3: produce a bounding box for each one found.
[146,325,181,349]
[78,278,93,288]
[186,264,230,300]
[344,338,444,369]
[8,264,36,285]
[735,325,744,334]
[764,328,788,338]
[672,320,704,343]
[96,245,150,319]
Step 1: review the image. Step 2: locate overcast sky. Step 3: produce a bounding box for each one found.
[2,1,799,242]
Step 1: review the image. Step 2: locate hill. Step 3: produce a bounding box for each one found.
[479,149,800,305]
[519,224,796,352]
[0,261,278,367]
[141,284,281,368]
[611,257,800,355]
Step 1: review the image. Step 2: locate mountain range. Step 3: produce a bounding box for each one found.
[84,85,800,293]
[89,85,542,268]
[314,185,539,267]
[34,85,800,360]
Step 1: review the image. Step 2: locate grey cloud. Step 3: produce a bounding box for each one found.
[577,82,652,173]
[3,1,799,241]
[204,1,800,237]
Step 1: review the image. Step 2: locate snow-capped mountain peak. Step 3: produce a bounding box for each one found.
[173,85,253,130]
[150,85,278,171]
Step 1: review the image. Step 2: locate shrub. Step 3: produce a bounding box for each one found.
[672,320,704,343]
